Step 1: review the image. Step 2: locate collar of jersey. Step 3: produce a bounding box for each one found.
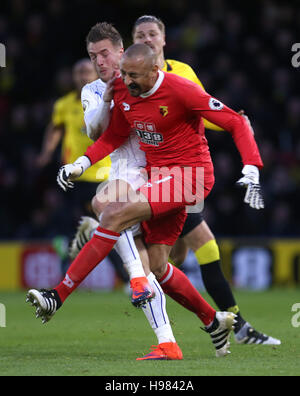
[139,70,164,98]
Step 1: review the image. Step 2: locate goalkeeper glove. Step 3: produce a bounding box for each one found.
[57,156,91,191]
[236,165,265,210]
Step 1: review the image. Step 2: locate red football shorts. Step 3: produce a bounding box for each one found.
[138,165,214,245]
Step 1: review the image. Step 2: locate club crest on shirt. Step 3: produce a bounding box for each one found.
[159,105,168,117]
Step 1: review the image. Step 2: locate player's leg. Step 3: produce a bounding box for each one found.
[169,236,189,268]
[180,214,281,345]
[67,180,130,285]
[137,169,236,356]
[26,197,156,325]
[182,215,240,317]
[69,179,158,305]
[142,212,236,357]
[56,178,236,356]
[93,180,148,282]
[69,215,130,285]
[148,235,218,325]
[133,237,182,360]
[69,180,137,259]
[148,246,236,358]
[92,181,156,306]
[70,218,182,359]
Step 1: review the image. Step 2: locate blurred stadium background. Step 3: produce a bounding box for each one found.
[0,0,300,293]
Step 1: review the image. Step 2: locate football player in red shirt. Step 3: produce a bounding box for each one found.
[28,43,264,357]
[69,17,279,347]
[132,15,280,346]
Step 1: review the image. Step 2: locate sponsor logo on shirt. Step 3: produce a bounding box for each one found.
[134,121,163,146]
[95,91,103,99]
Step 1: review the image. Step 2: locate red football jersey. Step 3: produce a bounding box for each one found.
[85,71,263,172]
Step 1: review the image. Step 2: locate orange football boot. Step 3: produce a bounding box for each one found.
[136,342,183,360]
[130,276,155,307]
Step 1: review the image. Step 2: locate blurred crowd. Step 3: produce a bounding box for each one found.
[0,0,299,240]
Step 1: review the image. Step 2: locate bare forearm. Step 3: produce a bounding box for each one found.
[38,123,64,164]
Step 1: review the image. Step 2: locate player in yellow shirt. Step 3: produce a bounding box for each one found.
[132,15,280,345]
[37,58,110,183]
[37,58,129,284]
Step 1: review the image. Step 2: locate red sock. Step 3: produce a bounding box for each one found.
[159,263,216,326]
[55,227,120,303]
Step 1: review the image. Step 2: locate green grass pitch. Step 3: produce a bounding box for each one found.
[0,288,299,376]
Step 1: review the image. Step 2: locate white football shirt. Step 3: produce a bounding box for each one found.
[81,79,146,188]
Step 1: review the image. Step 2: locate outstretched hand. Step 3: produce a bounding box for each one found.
[236,165,265,210]
[57,163,83,191]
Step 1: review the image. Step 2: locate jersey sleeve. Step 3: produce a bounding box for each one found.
[184,83,263,168]
[84,103,131,165]
[184,65,223,132]
[81,85,103,132]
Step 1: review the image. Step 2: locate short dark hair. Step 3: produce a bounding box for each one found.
[132,15,165,37]
[86,22,123,48]
[124,43,156,64]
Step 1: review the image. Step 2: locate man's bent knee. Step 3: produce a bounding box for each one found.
[148,244,171,280]
[169,251,186,267]
[100,202,127,231]
[92,194,108,217]
[151,262,168,280]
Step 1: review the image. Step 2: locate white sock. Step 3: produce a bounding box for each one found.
[142,273,176,344]
[96,214,145,280]
[113,229,146,279]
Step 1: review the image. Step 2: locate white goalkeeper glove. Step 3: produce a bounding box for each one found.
[57,156,91,191]
[236,165,265,210]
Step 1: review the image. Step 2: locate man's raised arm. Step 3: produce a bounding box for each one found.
[186,84,264,209]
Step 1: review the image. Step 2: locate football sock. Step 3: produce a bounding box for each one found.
[199,259,236,311]
[142,272,176,344]
[89,221,131,283]
[90,219,145,280]
[194,239,220,265]
[195,241,247,332]
[107,249,130,284]
[195,240,236,309]
[114,228,146,279]
[159,263,216,326]
[55,226,119,303]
